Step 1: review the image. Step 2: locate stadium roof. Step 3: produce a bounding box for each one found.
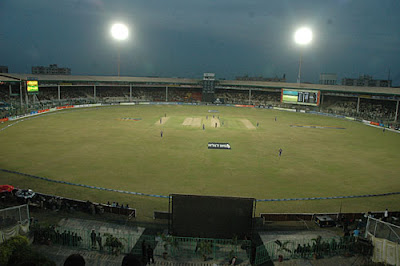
[1,73,399,96]
[218,80,400,96]
[0,75,21,82]
[0,73,199,84]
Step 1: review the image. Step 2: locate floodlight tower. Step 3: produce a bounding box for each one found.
[294,27,312,84]
[111,23,129,76]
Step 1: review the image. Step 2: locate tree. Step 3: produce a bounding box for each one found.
[311,236,323,259]
[7,245,56,266]
[0,236,29,265]
[198,241,212,261]
[0,235,55,266]
[104,233,125,256]
[274,240,292,261]
[159,234,179,253]
[274,240,292,254]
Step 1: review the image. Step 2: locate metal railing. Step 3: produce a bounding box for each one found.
[254,236,360,265]
[31,224,251,262]
[0,204,30,229]
[366,216,400,244]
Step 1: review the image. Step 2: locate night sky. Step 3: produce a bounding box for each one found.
[1,0,399,85]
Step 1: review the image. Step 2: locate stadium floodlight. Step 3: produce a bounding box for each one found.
[111,23,129,76]
[111,23,129,41]
[294,27,312,84]
[294,27,312,45]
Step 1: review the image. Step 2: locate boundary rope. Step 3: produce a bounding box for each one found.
[1,168,399,201]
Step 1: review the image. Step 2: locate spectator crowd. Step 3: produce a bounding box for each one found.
[0,84,398,125]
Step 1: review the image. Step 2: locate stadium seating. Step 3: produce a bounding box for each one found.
[0,84,398,126]
[323,95,397,121]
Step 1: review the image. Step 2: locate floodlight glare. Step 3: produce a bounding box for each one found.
[110,23,129,76]
[294,27,312,45]
[111,23,129,41]
[294,27,313,83]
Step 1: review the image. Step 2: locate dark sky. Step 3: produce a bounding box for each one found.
[1,0,399,84]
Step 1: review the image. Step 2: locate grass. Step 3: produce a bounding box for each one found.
[0,105,399,221]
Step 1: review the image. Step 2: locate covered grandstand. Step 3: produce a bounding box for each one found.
[0,73,399,124]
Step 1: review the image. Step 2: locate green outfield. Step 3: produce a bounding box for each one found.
[0,105,399,221]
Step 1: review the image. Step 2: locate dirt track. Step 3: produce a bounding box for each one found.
[210,117,220,128]
[155,117,170,125]
[240,119,255,129]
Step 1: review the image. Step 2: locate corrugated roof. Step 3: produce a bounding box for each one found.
[0,75,21,82]
[219,80,400,96]
[1,73,200,84]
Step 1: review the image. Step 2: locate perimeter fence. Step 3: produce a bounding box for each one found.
[365,216,400,265]
[0,204,30,243]
[31,224,252,263]
[365,216,400,244]
[254,235,373,265]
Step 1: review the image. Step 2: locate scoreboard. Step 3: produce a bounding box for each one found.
[27,80,39,94]
[281,89,320,106]
[202,73,216,102]
[202,73,215,93]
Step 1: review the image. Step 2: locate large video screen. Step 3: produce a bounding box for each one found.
[27,81,39,94]
[171,194,254,239]
[281,89,320,106]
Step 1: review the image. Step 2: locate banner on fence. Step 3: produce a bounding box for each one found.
[273,107,296,112]
[235,104,255,108]
[371,236,400,265]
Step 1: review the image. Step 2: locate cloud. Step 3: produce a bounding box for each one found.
[0,0,399,84]
[25,45,41,61]
[73,0,105,12]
